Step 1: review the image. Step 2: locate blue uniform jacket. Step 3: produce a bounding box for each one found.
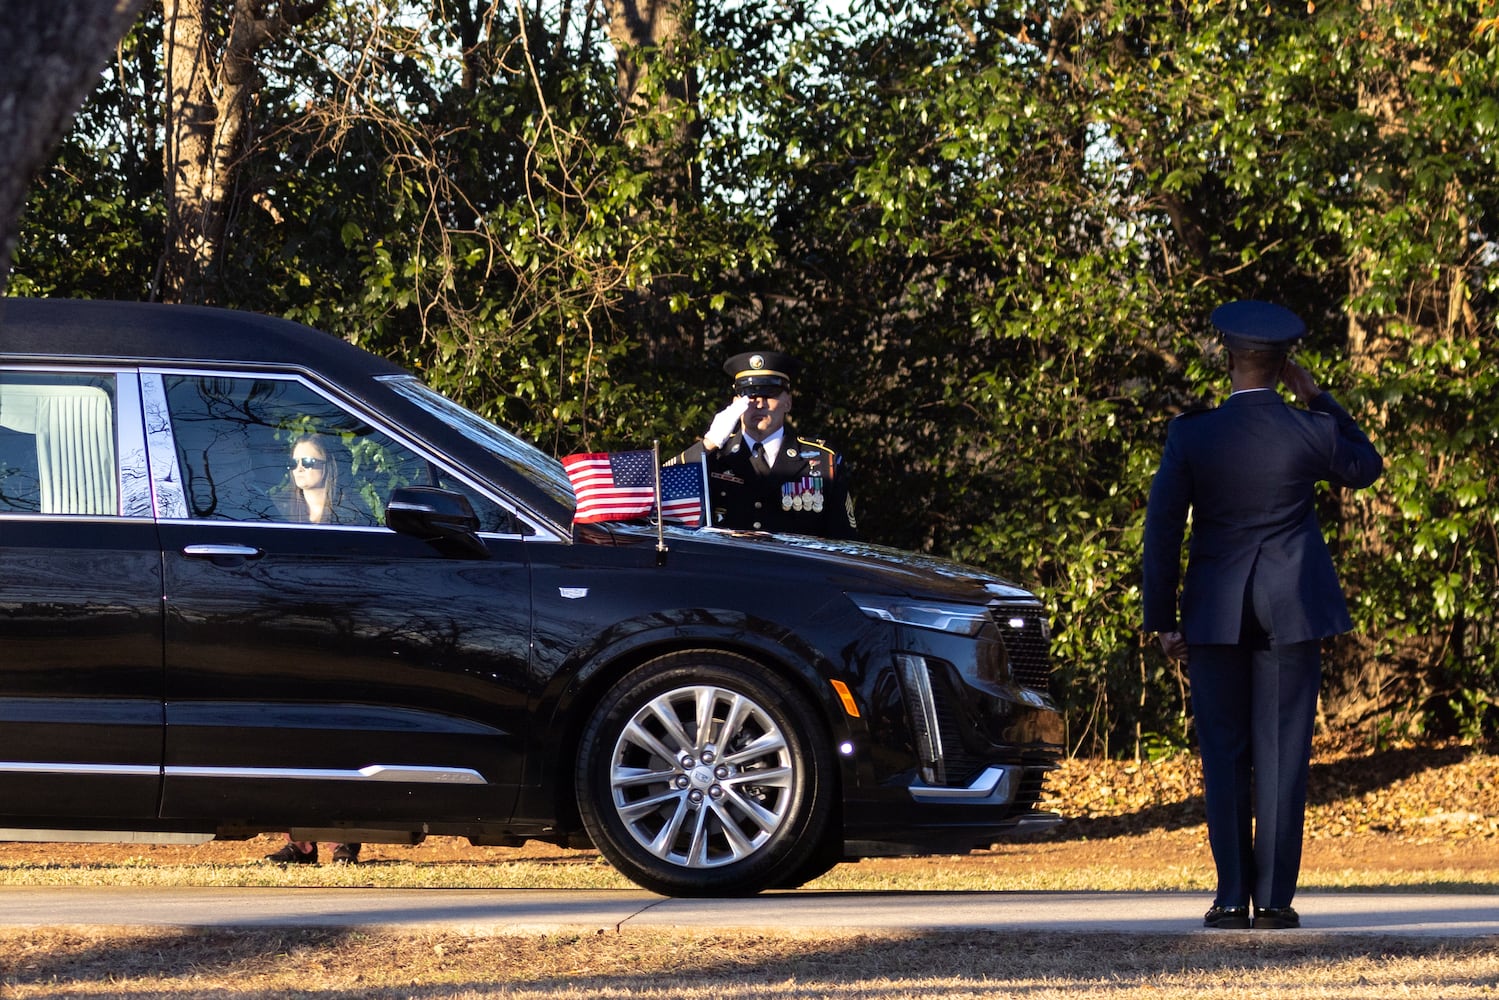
[1142,389,1383,645]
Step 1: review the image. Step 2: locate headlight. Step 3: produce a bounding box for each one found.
[848,593,991,636]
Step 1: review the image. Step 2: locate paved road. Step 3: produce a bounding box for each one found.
[1,887,1494,936]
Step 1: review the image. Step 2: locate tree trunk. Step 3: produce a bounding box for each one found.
[0,0,146,296]
[604,0,700,203]
[160,0,325,304]
[601,0,703,367]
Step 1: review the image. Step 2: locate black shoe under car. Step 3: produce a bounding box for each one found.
[264,843,318,864]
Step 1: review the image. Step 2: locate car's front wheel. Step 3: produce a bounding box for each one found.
[575,651,836,896]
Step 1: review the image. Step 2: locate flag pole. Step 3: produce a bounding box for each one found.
[698,451,710,529]
[653,439,667,561]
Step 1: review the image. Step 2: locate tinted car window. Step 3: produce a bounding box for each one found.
[0,373,117,516]
[382,376,575,510]
[162,374,521,532]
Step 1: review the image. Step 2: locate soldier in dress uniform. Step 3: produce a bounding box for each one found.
[672,349,857,539]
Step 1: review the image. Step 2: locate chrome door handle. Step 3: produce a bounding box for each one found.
[182,543,264,559]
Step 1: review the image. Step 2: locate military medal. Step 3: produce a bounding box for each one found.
[781,483,794,510]
[811,476,824,512]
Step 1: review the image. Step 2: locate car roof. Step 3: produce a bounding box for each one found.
[0,298,405,378]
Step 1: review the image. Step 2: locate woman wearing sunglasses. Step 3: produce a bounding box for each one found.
[281,432,367,526]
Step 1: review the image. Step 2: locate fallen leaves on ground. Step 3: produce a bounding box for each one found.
[1039,737,1499,843]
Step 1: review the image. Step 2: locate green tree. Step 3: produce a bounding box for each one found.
[14,0,1499,753]
[9,4,163,301]
[677,0,1499,751]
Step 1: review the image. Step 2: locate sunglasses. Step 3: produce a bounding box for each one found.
[288,457,327,470]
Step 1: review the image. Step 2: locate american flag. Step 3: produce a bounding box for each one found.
[659,463,705,527]
[562,450,704,526]
[563,450,656,523]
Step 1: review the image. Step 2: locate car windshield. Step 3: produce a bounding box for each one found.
[380,376,575,509]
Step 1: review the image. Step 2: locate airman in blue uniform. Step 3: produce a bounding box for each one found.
[1142,301,1383,930]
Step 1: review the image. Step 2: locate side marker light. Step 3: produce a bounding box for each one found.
[830,679,861,718]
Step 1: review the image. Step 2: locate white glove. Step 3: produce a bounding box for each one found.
[704,396,749,449]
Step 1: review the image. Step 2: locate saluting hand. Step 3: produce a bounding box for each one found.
[704,396,750,450]
[1280,359,1322,405]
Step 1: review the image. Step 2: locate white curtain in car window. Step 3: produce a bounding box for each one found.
[0,384,116,515]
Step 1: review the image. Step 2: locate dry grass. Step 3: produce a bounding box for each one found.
[2,838,1494,893]
[1,927,1496,999]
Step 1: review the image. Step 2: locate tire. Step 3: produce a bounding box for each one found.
[575,650,836,897]
[767,833,844,889]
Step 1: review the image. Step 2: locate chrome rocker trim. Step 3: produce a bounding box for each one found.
[0,762,487,784]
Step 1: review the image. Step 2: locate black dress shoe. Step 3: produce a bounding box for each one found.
[264,842,318,864]
[1203,905,1251,929]
[1253,906,1300,929]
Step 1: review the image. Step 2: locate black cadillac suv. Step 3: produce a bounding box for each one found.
[0,298,1063,896]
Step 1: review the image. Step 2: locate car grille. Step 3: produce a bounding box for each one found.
[1013,764,1051,810]
[993,601,1051,693]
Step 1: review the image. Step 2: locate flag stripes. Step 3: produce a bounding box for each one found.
[563,450,704,527]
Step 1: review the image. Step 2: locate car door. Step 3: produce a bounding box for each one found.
[147,371,534,825]
[0,369,164,819]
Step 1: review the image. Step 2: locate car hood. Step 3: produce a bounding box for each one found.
[592,524,1041,605]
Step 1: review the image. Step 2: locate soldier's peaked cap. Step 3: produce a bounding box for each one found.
[1211,300,1307,353]
[724,350,797,392]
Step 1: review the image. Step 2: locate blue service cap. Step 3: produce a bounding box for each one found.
[1211,300,1306,353]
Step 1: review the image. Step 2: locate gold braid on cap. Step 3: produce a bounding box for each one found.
[733,368,790,380]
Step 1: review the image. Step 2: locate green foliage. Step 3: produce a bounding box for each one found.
[14,0,1499,753]
[10,5,162,299]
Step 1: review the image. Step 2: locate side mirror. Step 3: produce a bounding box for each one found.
[385,486,490,558]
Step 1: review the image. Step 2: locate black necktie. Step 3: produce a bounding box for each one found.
[750,441,770,475]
